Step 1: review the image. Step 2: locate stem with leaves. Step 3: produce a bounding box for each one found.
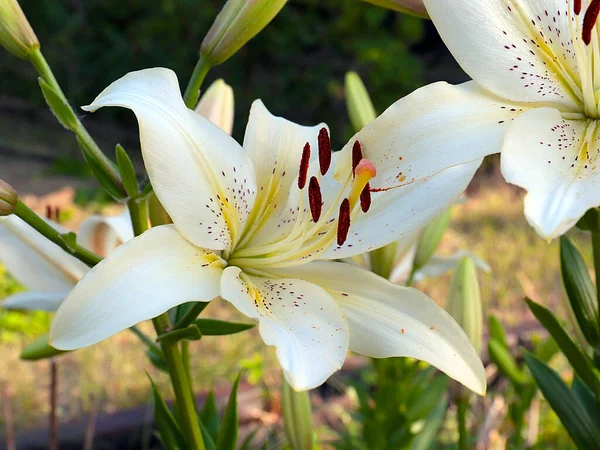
[127,197,205,450]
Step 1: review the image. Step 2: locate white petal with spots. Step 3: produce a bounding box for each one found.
[271,261,486,395]
[502,107,600,239]
[424,0,582,110]
[220,266,349,391]
[83,68,257,252]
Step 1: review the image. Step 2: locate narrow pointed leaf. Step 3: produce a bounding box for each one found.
[200,421,217,450]
[488,339,528,387]
[571,376,600,429]
[524,352,600,449]
[488,315,510,350]
[115,144,139,199]
[216,373,241,450]
[200,389,220,441]
[148,376,187,450]
[156,325,203,343]
[410,398,448,450]
[39,77,78,130]
[77,136,127,200]
[193,318,255,336]
[525,298,600,396]
[406,375,449,422]
[174,302,210,330]
[413,207,452,270]
[560,236,600,347]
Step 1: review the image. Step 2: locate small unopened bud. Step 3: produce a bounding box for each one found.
[0,180,17,216]
[21,333,67,361]
[282,376,313,450]
[447,257,483,354]
[361,0,428,18]
[201,0,287,66]
[0,0,39,59]
[413,207,451,270]
[195,79,234,134]
[345,72,377,132]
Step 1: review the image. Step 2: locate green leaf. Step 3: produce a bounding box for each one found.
[577,207,600,232]
[146,348,168,372]
[405,375,449,422]
[524,352,600,449]
[488,339,529,387]
[148,375,187,450]
[488,315,510,350]
[200,389,220,442]
[115,144,139,199]
[38,77,78,130]
[200,421,217,450]
[173,302,210,330]
[533,336,560,363]
[239,429,259,450]
[571,376,600,429]
[560,236,600,347]
[156,325,203,343]
[193,318,255,336]
[413,208,452,270]
[77,136,127,200]
[525,298,600,396]
[216,373,241,450]
[410,398,448,450]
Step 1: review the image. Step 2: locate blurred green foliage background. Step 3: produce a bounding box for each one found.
[1,0,428,149]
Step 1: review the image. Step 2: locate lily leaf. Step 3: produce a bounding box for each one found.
[193,318,255,336]
[156,325,203,343]
[524,352,600,449]
[200,389,220,442]
[148,375,187,450]
[216,373,241,450]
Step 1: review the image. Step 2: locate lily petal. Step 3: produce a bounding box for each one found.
[0,215,88,292]
[240,100,327,247]
[220,266,349,391]
[501,107,600,239]
[424,0,581,110]
[324,160,481,259]
[2,291,67,312]
[82,68,256,251]
[195,79,234,134]
[78,209,134,257]
[273,261,486,395]
[50,225,223,350]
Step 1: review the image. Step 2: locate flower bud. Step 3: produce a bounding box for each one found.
[282,376,313,450]
[361,0,428,18]
[413,207,451,271]
[21,333,67,361]
[201,0,287,66]
[0,179,17,216]
[447,257,483,354]
[195,79,234,134]
[0,0,39,59]
[345,71,377,132]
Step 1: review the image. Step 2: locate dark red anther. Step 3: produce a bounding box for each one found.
[318,127,332,175]
[352,141,363,176]
[308,176,322,222]
[583,0,600,45]
[575,0,582,15]
[298,142,311,189]
[337,198,351,246]
[360,183,371,213]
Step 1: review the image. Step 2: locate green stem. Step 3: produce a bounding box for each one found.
[592,231,600,314]
[457,399,468,450]
[14,200,101,267]
[27,48,125,196]
[183,55,212,109]
[127,198,205,450]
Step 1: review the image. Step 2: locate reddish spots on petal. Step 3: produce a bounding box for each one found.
[308,176,322,222]
[352,141,363,176]
[337,198,351,246]
[583,0,600,45]
[298,142,310,189]
[318,127,332,175]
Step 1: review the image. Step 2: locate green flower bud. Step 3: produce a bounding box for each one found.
[413,207,451,271]
[447,257,483,354]
[0,0,39,59]
[201,0,287,66]
[0,179,17,216]
[345,72,377,132]
[282,377,313,450]
[361,0,428,19]
[21,333,68,361]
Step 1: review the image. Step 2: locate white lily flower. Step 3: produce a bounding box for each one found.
[392,0,600,240]
[0,210,132,311]
[194,79,234,135]
[50,68,486,394]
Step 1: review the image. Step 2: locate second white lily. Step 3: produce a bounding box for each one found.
[50,68,486,393]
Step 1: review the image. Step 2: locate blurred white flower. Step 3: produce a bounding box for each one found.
[0,210,132,312]
[50,68,486,394]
